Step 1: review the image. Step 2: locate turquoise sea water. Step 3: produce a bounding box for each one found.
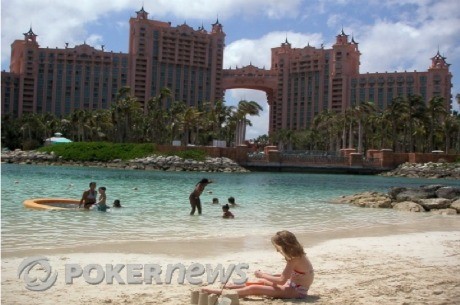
[2,164,460,255]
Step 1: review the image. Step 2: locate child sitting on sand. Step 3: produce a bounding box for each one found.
[202,230,314,299]
[222,204,234,219]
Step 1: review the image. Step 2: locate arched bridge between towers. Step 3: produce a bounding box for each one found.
[222,65,277,104]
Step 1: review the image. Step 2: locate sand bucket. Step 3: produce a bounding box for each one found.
[216,296,232,305]
[221,293,239,305]
[198,292,209,305]
[191,290,200,304]
[208,294,218,305]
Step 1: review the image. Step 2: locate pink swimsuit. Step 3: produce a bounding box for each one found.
[286,269,312,298]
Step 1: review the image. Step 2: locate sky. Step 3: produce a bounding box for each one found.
[1,0,460,140]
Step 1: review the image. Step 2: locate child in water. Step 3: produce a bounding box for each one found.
[96,187,109,212]
[222,204,234,219]
[202,230,314,299]
[228,196,238,206]
[113,199,122,208]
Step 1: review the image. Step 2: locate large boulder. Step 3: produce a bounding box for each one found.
[420,185,445,193]
[435,187,460,200]
[394,188,436,202]
[450,199,460,212]
[431,208,458,215]
[388,187,407,200]
[392,201,426,212]
[334,192,392,208]
[418,198,452,210]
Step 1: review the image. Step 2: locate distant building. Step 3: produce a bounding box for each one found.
[128,7,225,108]
[2,28,128,117]
[1,8,453,138]
[267,31,452,132]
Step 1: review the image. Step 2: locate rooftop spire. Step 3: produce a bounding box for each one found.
[136,6,149,19]
[23,26,38,44]
[351,33,358,44]
[212,15,221,25]
[23,26,37,37]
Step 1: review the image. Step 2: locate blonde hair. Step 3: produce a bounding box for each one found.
[271,230,305,260]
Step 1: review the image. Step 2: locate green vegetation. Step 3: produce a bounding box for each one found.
[1,87,264,152]
[3,86,459,154]
[37,142,211,162]
[38,142,156,161]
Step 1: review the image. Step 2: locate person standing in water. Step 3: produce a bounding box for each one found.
[79,182,97,209]
[189,178,212,215]
[96,186,108,212]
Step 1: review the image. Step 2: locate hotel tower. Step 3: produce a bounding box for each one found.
[1,7,453,136]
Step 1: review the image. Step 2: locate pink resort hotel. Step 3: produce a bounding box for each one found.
[1,7,453,135]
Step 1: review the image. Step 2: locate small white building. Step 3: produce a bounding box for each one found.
[44,132,72,145]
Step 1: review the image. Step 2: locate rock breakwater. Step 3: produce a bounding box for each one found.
[381,162,460,179]
[335,185,460,215]
[1,149,249,173]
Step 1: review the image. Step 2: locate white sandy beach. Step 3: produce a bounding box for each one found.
[2,230,460,305]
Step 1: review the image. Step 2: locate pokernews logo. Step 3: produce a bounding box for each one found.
[18,256,249,291]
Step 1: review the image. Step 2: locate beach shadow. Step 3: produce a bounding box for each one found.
[243,295,320,303]
[289,295,321,303]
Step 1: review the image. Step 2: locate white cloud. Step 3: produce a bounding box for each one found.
[224,31,324,69]
[148,0,302,20]
[86,34,104,47]
[354,7,460,75]
[1,0,135,66]
[1,0,303,69]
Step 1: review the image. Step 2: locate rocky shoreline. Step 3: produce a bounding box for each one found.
[0,149,249,173]
[335,185,460,215]
[380,161,460,179]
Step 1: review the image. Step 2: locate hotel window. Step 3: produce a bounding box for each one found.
[387,88,393,103]
[420,75,427,84]
[378,88,384,108]
[359,88,365,102]
[420,87,427,100]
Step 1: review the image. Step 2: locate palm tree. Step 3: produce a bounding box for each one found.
[272,128,294,151]
[168,100,187,144]
[178,107,201,145]
[111,87,142,143]
[442,113,459,153]
[92,109,112,141]
[233,100,263,146]
[406,95,426,152]
[354,101,376,153]
[386,96,405,152]
[1,114,22,149]
[426,96,447,151]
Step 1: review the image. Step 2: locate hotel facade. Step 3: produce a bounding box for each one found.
[1,7,453,136]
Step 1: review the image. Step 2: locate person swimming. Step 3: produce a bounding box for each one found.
[113,199,122,208]
[222,204,234,219]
